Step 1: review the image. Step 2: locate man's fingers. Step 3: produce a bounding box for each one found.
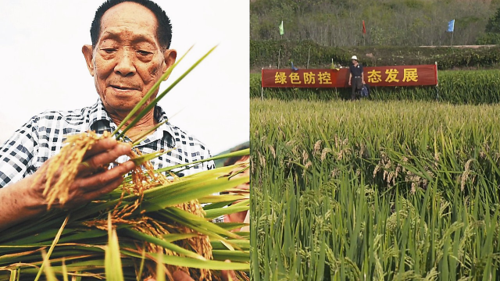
[75,161,135,192]
[78,143,132,175]
[86,143,132,166]
[65,161,134,207]
[80,177,124,201]
[62,177,124,208]
[82,137,120,159]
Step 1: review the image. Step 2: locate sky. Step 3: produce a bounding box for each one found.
[0,1,249,155]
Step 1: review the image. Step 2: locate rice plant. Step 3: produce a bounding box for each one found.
[250,98,500,280]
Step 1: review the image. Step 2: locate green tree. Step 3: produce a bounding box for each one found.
[485,6,500,33]
[476,6,500,44]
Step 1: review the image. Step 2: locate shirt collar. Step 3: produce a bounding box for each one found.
[88,98,176,148]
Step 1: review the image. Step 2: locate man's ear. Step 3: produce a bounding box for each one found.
[162,49,177,80]
[82,45,95,76]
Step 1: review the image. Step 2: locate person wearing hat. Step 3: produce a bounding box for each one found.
[348,55,365,100]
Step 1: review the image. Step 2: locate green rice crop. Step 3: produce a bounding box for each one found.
[250,99,500,280]
[251,70,500,104]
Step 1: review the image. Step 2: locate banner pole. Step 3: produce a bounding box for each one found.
[261,67,264,100]
[435,61,440,100]
[435,61,439,86]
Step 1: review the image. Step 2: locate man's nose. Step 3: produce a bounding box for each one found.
[114,49,136,76]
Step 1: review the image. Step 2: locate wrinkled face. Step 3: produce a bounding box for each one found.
[83,2,176,115]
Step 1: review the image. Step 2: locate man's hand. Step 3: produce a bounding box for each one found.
[0,137,135,230]
[32,137,135,209]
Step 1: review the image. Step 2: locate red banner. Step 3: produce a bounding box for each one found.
[261,64,438,88]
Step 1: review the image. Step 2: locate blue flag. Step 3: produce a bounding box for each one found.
[447,19,455,32]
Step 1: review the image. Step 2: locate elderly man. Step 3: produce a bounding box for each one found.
[0,0,215,245]
[0,1,226,280]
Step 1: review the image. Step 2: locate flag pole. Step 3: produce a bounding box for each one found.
[435,61,439,100]
[362,20,366,46]
[307,47,311,69]
[447,19,455,46]
[261,68,264,100]
[278,20,283,68]
[278,48,281,69]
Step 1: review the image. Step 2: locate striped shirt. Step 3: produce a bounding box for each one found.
[0,99,215,188]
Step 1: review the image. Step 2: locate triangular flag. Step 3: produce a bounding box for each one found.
[279,21,284,36]
[447,19,455,32]
[362,20,366,34]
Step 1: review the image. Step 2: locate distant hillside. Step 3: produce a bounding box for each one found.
[251,0,500,46]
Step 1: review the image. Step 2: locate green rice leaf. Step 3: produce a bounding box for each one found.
[204,205,249,220]
[130,150,172,166]
[34,215,69,281]
[162,233,199,243]
[105,214,125,281]
[122,249,249,271]
[157,148,249,173]
[121,229,206,260]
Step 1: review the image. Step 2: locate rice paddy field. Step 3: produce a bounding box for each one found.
[250,99,500,280]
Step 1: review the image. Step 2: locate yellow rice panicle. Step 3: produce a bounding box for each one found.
[38,131,104,209]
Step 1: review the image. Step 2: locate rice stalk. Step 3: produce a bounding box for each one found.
[251,98,500,280]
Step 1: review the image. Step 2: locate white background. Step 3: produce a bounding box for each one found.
[0,1,249,155]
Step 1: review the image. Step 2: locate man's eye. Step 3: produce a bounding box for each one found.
[101,48,116,54]
[137,50,152,56]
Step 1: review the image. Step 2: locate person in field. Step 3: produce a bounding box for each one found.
[348,55,366,100]
[0,1,233,280]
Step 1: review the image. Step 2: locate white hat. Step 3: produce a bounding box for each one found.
[351,55,358,61]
